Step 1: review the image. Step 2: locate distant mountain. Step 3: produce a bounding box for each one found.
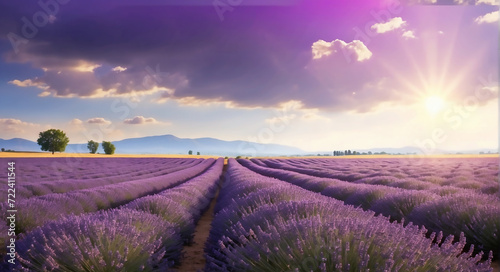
[1,136,496,156]
[0,134,305,156]
[0,138,40,151]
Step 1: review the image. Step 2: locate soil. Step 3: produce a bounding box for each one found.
[175,189,219,272]
[492,260,499,272]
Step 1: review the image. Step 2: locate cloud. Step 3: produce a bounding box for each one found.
[455,0,499,4]
[402,30,416,39]
[70,119,83,125]
[0,118,28,126]
[0,118,44,137]
[87,118,111,125]
[265,100,329,125]
[0,1,496,114]
[405,0,498,4]
[371,17,406,34]
[312,39,372,62]
[73,62,101,72]
[112,66,127,72]
[475,11,499,24]
[123,116,159,125]
[7,48,189,99]
[476,0,498,4]
[9,79,48,89]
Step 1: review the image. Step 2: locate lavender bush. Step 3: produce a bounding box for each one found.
[16,209,183,271]
[5,158,203,199]
[15,158,215,234]
[408,192,500,257]
[14,158,224,271]
[205,159,493,271]
[240,158,500,256]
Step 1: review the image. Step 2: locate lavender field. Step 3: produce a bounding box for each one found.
[1,156,498,271]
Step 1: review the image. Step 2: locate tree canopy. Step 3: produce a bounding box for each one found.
[37,129,70,154]
[87,140,99,154]
[102,141,116,155]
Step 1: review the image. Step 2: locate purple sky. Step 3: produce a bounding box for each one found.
[0,0,498,152]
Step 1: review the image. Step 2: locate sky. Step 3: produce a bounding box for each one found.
[0,0,498,153]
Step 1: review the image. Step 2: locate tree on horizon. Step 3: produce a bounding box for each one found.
[102,141,116,155]
[37,129,69,154]
[87,140,99,154]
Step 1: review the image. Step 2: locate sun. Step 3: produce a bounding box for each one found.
[425,96,445,115]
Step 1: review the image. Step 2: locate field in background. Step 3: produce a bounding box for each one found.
[1,152,498,160]
[0,152,221,160]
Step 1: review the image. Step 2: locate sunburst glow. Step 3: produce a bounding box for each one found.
[425,96,445,115]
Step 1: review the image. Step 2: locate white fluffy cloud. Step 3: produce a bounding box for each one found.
[73,62,101,72]
[371,17,406,34]
[87,118,112,125]
[475,11,499,24]
[70,119,83,125]
[312,39,372,62]
[402,30,416,39]
[123,116,159,125]
[112,66,127,72]
[0,118,46,140]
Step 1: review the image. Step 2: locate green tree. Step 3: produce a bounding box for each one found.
[37,129,70,154]
[188,150,193,155]
[1,148,4,152]
[87,140,99,154]
[102,141,116,155]
[197,152,200,155]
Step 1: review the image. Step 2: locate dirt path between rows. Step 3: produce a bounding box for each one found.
[176,186,220,271]
[492,260,499,272]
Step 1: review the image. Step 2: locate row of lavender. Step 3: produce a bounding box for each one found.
[12,158,223,271]
[2,158,203,199]
[259,158,499,195]
[0,158,215,256]
[240,158,500,258]
[12,158,194,183]
[205,159,492,271]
